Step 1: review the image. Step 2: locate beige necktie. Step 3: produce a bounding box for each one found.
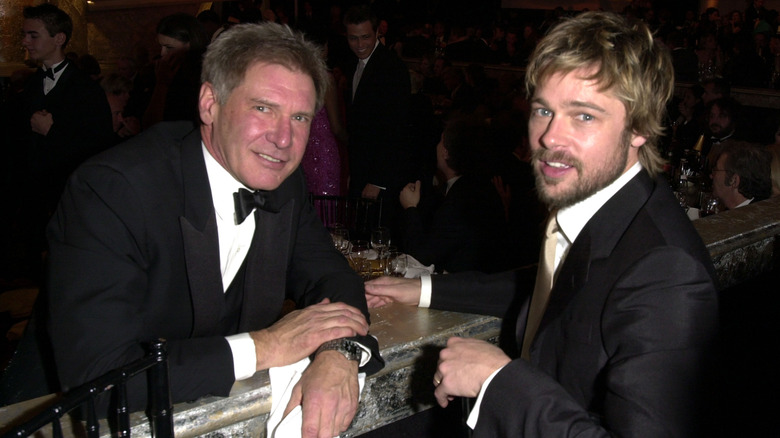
[352,60,365,98]
[521,212,558,361]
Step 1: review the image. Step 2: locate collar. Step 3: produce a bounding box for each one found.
[445,175,461,195]
[202,143,250,224]
[361,40,381,65]
[710,132,734,144]
[556,161,642,247]
[44,59,68,79]
[735,197,753,208]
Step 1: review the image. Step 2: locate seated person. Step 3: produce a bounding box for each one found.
[711,140,772,209]
[100,72,140,142]
[46,22,382,436]
[365,12,718,437]
[398,117,506,273]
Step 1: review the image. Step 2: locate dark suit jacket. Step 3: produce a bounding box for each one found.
[430,170,719,437]
[345,43,412,194]
[401,175,505,273]
[46,122,382,413]
[13,62,114,207]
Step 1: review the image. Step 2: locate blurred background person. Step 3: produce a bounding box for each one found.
[398,117,506,274]
[142,13,208,129]
[711,141,771,209]
[100,73,140,143]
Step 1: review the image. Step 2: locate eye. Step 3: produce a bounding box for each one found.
[576,113,595,122]
[292,115,309,123]
[532,107,552,118]
[254,106,268,113]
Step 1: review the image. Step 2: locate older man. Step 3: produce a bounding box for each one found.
[711,141,772,209]
[47,23,382,437]
[366,12,718,437]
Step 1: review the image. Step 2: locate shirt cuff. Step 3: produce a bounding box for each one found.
[418,274,432,308]
[356,340,372,367]
[466,365,506,429]
[226,332,257,381]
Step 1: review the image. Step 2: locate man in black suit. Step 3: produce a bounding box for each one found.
[366,12,719,437]
[343,5,412,205]
[47,23,382,437]
[16,4,114,206]
[398,118,505,274]
[2,4,113,279]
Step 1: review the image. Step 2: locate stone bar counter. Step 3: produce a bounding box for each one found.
[1,196,779,437]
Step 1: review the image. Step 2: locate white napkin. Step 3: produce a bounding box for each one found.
[404,254,435,278]
[267,358,366,438]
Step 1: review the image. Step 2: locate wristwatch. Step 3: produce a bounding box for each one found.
[315,339,362,362]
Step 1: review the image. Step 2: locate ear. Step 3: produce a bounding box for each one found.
[54,32,66,47]
[630,132,648,148]
[729,173,740,188]
[198,82,218,125]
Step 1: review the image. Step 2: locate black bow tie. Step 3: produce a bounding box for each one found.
[42,61,67,80]
[233,188,279,224]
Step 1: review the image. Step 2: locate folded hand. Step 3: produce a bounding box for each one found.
[433,337,511,408]
[251,298,368,370]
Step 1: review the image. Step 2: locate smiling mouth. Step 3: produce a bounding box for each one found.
[544,160,572,169]
[258,153,282,163]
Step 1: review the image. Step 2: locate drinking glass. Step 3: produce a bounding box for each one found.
[673,191,689,213]
[349,240,372,280]
[699,193,722,218]
[330,225,350,255]
[384,252,407,277]
[370,227,391,258]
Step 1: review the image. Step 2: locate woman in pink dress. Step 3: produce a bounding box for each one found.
[302,38,348,197]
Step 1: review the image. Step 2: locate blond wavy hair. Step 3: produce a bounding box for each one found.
[525,12,674,177]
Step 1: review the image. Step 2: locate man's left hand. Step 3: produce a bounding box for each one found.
[31,110,54,136]
[285,350,360,438]
[433,337,511,408]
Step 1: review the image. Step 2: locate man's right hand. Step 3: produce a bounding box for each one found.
[250,298,368,371]
[364,276,421,308]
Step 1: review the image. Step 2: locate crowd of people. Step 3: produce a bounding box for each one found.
[0,1,779,437]
[4,1,780,280]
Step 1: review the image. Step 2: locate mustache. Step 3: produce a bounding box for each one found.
[531,149,582,171]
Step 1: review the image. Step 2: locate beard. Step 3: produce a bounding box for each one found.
[532,130,631,210]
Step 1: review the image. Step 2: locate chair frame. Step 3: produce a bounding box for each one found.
[2,339,173,438]
[309,195,383,240]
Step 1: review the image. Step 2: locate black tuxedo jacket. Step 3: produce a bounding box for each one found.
[14,62,114,205]
[345,43,412,194]
[401,175,505,273]
[430,170,719,437]
[47,122,382,412]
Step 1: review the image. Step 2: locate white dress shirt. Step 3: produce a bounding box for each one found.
[202,144,259,380]
[43,59,68,95]
[203,145,371,379]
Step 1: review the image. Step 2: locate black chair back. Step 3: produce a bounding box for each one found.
[1,339,173,438]
[310,195,383,240]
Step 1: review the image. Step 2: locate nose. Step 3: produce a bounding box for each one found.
[538,116,562,150]
[267,117,292,149]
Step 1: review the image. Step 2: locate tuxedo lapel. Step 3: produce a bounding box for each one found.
[532,171,655,345]
[43,64,74,101]
[178,131,224,337]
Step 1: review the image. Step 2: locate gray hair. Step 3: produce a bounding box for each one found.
[202,22,329,110]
